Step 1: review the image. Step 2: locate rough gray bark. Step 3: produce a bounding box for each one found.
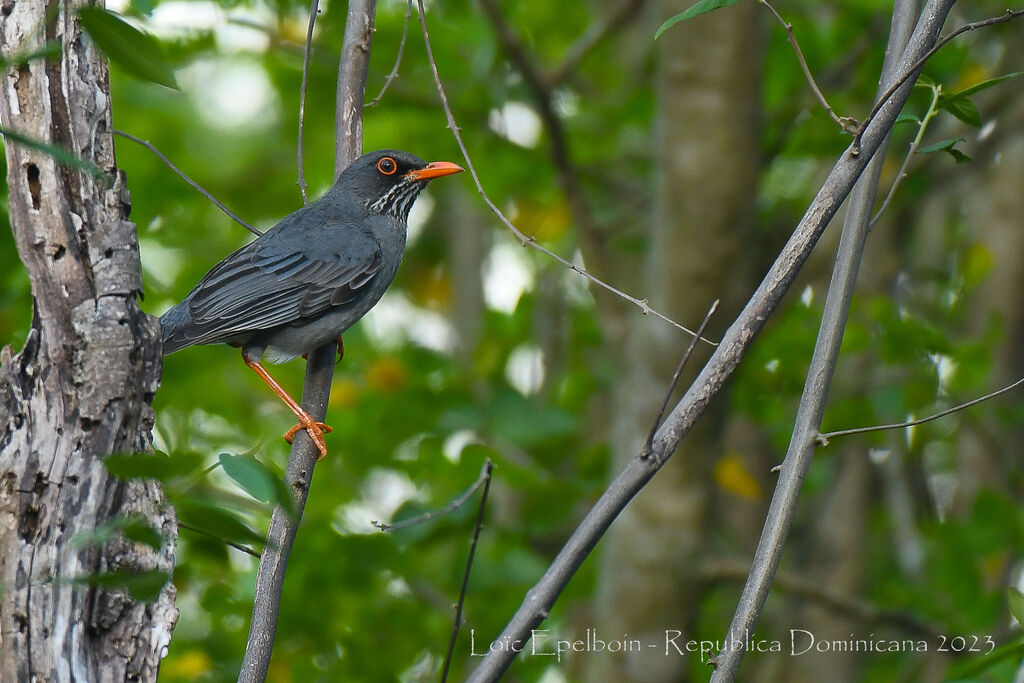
[0,2,177,681]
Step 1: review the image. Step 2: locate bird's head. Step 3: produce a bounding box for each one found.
[341,149,463,220]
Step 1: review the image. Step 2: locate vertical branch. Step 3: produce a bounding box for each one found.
[297,0,321,204]
[335,0,378,179]
[238,2,377,681]
[707,0,927,680]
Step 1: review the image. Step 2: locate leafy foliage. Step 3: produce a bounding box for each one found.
[2,0,1024,680]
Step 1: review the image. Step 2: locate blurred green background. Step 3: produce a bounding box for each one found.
[3,0,1024,681]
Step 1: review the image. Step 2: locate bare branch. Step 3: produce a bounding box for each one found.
[373,458,493,532]
[819,375,1024,444]
[416,0,716,345]
[441,460,495,683]
[367,0,413,107]
[465,1,954,678]
[641,300,719,459]
[699,559,944,640]
[113,129,263,237]
[760,0,859,134]
[297,0,321,205]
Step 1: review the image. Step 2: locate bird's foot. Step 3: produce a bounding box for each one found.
[283,416,334,461]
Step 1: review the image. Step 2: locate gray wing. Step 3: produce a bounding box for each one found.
[163,221,382,351]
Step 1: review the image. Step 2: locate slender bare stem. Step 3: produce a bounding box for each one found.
[760,0,859,134]
[642,300,719,458]
[415,0,715,345]
[297,0,321,205]
[373,459,493,532]
[367,0,412,107]
[868,81,943,227]
[112,129,262,237]
[441,460,494,683]
[819,375,1024,443]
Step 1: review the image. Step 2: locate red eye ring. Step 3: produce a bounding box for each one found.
[377,157,397,175]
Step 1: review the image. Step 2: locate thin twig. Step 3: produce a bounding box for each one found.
[297,0,321,205]
[113,130,262,237]
[852,8,1024,155]
[868,81,942,228]
[414,0,716,346]
[373,459,493,532]
[177,521,261,558]
[818,375,1024,444]
[367,0,412,107]
[760,0,859,134]
[441,460,494,683]
[641,300,719,459]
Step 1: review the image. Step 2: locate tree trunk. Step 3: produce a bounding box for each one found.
[0,2,177,681]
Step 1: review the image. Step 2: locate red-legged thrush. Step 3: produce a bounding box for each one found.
[160,150,464,458]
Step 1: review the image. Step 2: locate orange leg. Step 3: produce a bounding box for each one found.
[243,355,333,461]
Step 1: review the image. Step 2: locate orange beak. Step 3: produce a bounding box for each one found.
[405,161,464,182]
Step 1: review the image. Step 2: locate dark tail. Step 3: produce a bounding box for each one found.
[159,301,193,355]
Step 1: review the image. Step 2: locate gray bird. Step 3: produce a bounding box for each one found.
[160,150,464,458]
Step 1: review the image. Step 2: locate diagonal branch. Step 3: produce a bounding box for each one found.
[465,1,955,679]
[113,129,263,237]
[296,0,321,204]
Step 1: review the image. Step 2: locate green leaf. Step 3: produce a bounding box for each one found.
[1009,587,1024,623]
[71,516,163,550]
[919,137,971,163]
[103,451,204,482]
[946,71,1024,102]
[0,42,62,69]
[0,126,107,179]
[77,7,178,89]
[175,499,265,547]
[122,520,164,550]
[71,569,171,602]
[937,72,1024,127]
[219,453,276,503]
[938,96,982,127]
[655,0,743,39]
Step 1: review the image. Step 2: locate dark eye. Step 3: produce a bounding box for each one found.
[377,157,397,175]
